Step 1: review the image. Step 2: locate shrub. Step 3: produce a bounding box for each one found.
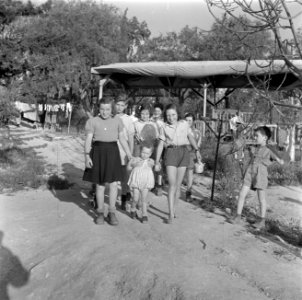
[200,136,243,209]
[0,97,20,127]
[266,218,302,247]
[0,147,46,191]
[268,162,302,186]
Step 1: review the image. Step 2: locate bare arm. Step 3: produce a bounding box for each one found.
[148,158,155,168]
[154,140,164,171]
[128,132,134,155]
[119,131,132,160]
[126,158,134,171]
[84,133,93,168]
[197,131,202,148]
[268,148,284,165]
[155,140,164,164]
[188,133,202,161]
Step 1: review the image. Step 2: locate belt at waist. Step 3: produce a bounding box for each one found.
[93,141,117,146]
[166,145,188,149]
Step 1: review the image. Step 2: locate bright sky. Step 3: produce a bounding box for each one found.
[103,0,216,36]
[30,0,302,38]
[105,0,302,38]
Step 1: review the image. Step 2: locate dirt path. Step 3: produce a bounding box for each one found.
[1,126,301,300]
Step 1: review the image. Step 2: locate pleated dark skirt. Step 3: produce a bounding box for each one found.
[83,141,122,184]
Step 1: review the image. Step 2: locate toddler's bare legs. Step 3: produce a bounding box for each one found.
[131,188,139,212]
[140,189,149,217]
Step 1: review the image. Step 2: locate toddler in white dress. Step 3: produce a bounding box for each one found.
[127,145,155,223]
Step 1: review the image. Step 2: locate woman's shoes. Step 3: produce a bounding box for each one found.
[96,212,119,225]
[95,213,104,225]
[107,212,119,226]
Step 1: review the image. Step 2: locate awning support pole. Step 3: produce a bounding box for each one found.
[210,113,224,202]
[203,83,208,136]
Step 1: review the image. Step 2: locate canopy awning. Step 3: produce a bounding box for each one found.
[91,60,302,90]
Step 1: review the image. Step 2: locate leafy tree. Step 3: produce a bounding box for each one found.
[0,0,51,82]
[6,0,150,107]
[207,0,302,162]
[202,15,273,60]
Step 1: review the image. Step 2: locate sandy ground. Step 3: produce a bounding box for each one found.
[0,126,302,300]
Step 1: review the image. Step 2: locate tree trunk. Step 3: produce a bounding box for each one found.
[288,125,295,162]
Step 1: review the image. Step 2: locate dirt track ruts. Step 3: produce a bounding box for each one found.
[0,126,301,300]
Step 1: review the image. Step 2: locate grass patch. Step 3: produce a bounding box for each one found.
[265,218,302,247]
[200,137,302,250]
[0,147,46,191]
[269,162,302,186]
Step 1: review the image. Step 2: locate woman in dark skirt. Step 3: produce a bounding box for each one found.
[83,97,132,225]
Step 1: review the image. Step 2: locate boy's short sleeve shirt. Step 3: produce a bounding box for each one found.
[119,114,135,140]
[159,120,192,146]
[85,115,124,142]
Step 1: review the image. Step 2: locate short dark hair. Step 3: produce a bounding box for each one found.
[153,103,164,111]
[255,126,271,140]
[115,94,128,104]
[164,103,180,122]
[184,112,195,121]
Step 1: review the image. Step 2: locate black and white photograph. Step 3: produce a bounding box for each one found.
[0,0,302,299]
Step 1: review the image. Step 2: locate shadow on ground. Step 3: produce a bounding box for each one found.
[279,196,302,206]
[0,231,29,300]
[48,163,97,221]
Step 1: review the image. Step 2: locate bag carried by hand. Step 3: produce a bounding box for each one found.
[194,161,204,174]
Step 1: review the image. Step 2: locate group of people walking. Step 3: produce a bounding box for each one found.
[83,96,202,225]
[83,96,284,230]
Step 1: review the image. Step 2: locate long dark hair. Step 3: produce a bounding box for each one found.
[137,103,152,119]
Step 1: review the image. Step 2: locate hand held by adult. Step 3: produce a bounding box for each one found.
[85,157,93,168]
[154,163,161,172]
[127,153,133,161]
